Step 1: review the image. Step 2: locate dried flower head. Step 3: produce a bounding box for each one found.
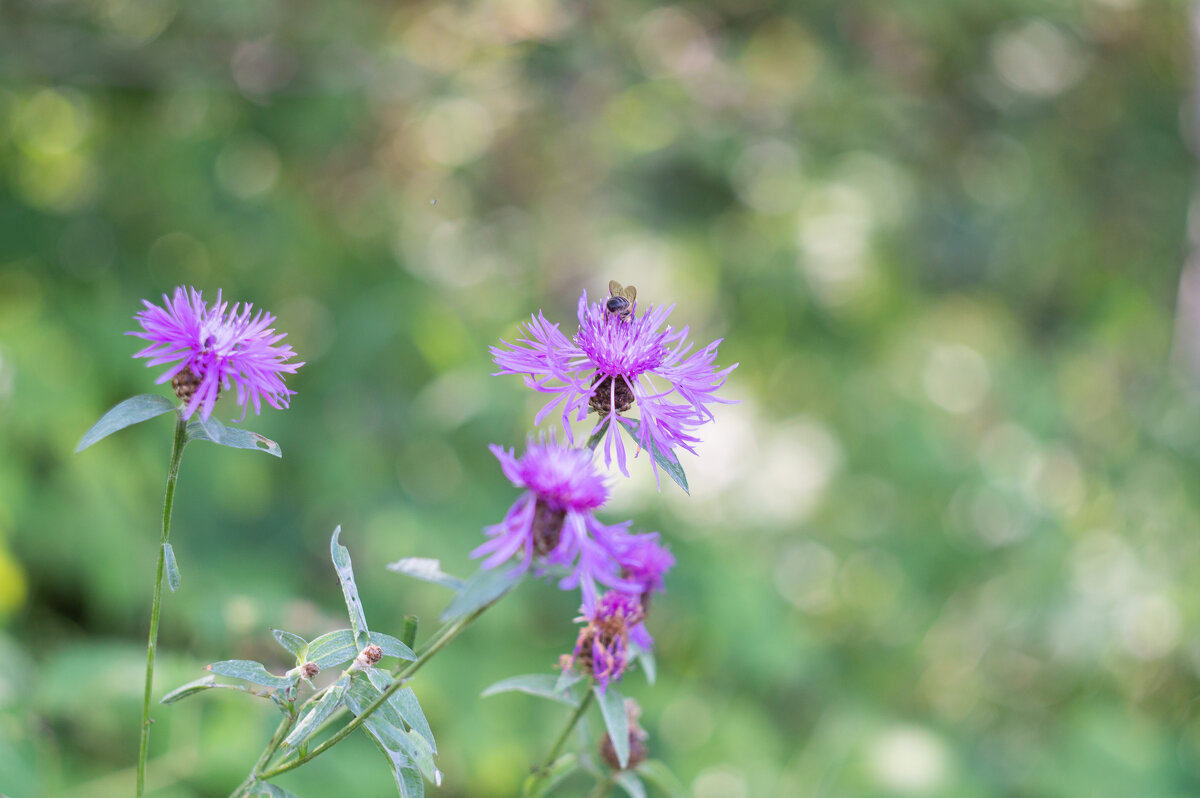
[350,644,383,672]
[492,289,736,484]
[564,591,645,691]
[472,439,640,610]
[129,286,303,421]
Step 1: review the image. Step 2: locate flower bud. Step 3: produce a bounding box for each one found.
[349,643,383,672]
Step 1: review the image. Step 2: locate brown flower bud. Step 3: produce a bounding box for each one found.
[300,661,320,679]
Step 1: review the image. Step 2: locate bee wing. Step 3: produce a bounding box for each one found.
[624,285,636,302]
[608,280,624,297]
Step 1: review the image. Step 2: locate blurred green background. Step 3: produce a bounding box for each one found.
[2,0,1199,795]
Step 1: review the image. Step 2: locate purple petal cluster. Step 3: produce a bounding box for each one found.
[491,290,736,484]
[566,591,646,692]
[129,286,303,421]
[473,439,674,613]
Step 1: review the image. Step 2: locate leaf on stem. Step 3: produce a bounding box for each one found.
[481,673,581,707]
[632,645,656,686]
[245,781,300,798]
[365,669,437,754]
[160,676,274,704]
[272,629,308,660]
[330,526,370,648]
[345,676,441,795]
[205,660,296,689]
[615,771,647,798]
[282,676,349,751]
[635,760,688,798]
[305,629,416,671]
[439,565,524,623]
[163,542,181,593]
[76,394,178,452]
[386,558,465,591]
[586,420,610,451]
[186,415,282,457]
[618,419,688,494]
[595,685,630,769]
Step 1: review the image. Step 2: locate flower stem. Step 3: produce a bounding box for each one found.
[523,685,595,797]
[137,412,189,797]
[253,601,496,783]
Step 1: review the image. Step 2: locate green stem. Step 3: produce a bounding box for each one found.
[256,601,494,781]
[523,686,595,797]
[137,413,189,797]
[229,713,296,798]
[585,775,615,798]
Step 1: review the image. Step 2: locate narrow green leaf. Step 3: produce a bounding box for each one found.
[160,676,274,704]
[272,629,308,660]
[186,415,282,457]
[77,394,177,452]
[163,542,181,593]
[205,660,295,689]
[595,685,630,769]
[635,760,688,798]
[330,526,370,648]
[368,631,416,662]
[633,646,656,686]
[615,771,647,798]
[481,673,580,707]
[345,677,440,793]
[586,419,610,451]
[440,566,524,623]
[246,781,300,798]
[386,558,465,591]
[366,669,436,754]
[401,615,419,649]
[619,419,688,493]
[282,676,349,751]
[555,666,583,694]
[525,753,580,798]
[305,629,358,670]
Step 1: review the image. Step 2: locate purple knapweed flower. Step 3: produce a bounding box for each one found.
[615,533,675,600]
[563,591,646,692]
[472,439,640,610]
[491,288,736,484]
[129,286,303,421]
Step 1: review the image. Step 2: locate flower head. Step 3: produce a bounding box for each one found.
[472,439,639,609]
[491,288,736,485]
[615,533,675,599]
[563,591,645,691]
[129,286,303,421]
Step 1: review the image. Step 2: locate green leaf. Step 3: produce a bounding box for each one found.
[481,673,580,707]
[330,526,370,648]
[368,631,417,662]
[160,676,275,704]
[205,660,295,689]
[386,557,465,591]
[524,754,580,798]
[245,781,300,798]
[439,565,524,623]
[615,771,647,798]
[305,629,358,670]
[282,676,349,751]
[163,542,181,592]
[586,419,610,451]
[345,677,440,793]
[619,419,688,494]
[76,394,177,452]
[366,669,436,754]
[633,645,655,686]
[186,414,282,457]
[595,685,630,769]
[272,629,308,660]
[555,666,583,694]
[635,760,688,798]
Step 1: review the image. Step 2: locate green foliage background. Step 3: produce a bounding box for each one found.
[2,0,1199,796]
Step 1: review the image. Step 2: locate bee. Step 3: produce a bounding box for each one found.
[605,280,637,322]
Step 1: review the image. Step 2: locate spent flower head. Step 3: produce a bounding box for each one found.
[491,286,736,484]
[129,286,303,421]
[472,438,638,610]
[563,591,645,692]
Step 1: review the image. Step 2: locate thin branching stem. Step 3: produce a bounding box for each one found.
[522,685,596,797]
[137,413,189,797]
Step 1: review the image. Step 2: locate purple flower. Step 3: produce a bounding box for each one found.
[129,286,303,421]
[472,439,639,610]
[566,591,645,691]
[492,289,736,484]
[615,533,675,598]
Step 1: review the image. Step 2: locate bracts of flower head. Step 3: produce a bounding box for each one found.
[559,591,646,692]
[129,286,304,421]
[491,288,736,485]
[600,698,649,771]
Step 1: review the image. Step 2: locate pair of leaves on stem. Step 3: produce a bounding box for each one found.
[76,394,282,456]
